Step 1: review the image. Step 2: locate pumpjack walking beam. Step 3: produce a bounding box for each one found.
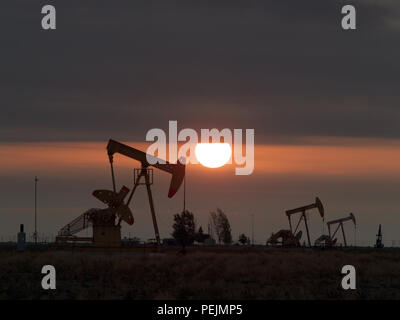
[106,139,185,246]
[285,197,324,247]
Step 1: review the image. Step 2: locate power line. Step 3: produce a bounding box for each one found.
[34,176,38,244]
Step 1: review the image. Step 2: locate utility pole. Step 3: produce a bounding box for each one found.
[34,176,38,244]
[251,213,254,245]
[183,175,186,212]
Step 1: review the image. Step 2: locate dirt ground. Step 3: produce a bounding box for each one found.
[0,245,399,300]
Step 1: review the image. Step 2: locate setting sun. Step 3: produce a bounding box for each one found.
[195,143,232,168]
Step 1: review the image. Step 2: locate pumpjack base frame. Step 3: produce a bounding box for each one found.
[93,225,121,247]
[56,225,122,247]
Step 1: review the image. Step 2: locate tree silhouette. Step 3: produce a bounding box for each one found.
[210,208,232,245]
[172,210,196,251]
[239,233,249,245]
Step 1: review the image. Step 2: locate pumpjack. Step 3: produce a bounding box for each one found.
[285,197,324,247]
[326,213,356,247]
[56,139,185,247]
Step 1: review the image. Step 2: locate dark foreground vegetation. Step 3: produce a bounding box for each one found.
[1,245,399,299]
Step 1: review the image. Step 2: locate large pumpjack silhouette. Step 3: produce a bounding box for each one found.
[56,139,185,247]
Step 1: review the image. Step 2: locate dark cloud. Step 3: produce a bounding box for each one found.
[1,0,399,142]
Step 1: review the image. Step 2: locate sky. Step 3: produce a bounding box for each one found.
[1,0,399,245]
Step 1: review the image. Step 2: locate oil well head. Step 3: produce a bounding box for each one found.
[375,224,384,248]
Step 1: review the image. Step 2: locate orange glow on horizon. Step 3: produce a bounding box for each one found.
[1,138,400,177]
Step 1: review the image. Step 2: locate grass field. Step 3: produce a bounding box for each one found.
[1,246,399,300]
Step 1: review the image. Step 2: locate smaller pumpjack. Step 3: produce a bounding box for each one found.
[285,197,324,247]
[327,213,356,247]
